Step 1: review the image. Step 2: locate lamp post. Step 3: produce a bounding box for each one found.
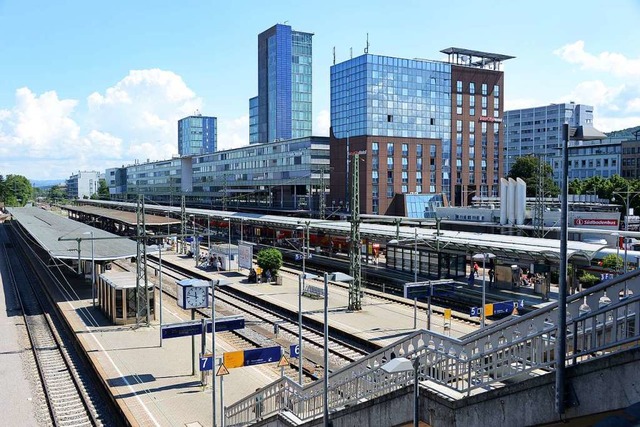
[296,222,312,387]
[224,218,231,271]
[381,356,419,427]
[557,122,605,414]
[472,253,496,328]
[208,214,211,251]
[83,231,95,307]
[414,228,418,283]
[323,272,354,426]
[158,244,163,347]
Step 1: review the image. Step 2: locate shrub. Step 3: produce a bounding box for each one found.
[256,248,283,277]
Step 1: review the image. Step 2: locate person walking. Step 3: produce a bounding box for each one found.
[488,268,495,288]
[468,270,475,287]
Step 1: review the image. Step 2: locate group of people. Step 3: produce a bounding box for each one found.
[467,261,495,287]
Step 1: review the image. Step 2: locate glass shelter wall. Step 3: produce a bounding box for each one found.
[385,244,466,279]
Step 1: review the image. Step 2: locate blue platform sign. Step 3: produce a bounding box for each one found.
[404,281,455,300]
[295,254,312,261]
[290,344,300,358]
[244,346,282,366]
[493,300,524,316]
[162,315,245,339]
[199,355,213,371]
[205,316,245,333]
[470,306,480,317]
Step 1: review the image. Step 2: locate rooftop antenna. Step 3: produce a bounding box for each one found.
[350,47,353,59]
[364,33,369,54]
[333,46,336,65]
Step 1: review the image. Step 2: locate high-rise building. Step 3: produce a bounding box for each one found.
[329,48,513,215]
[250,24,313,144]
[178,112,217,156]
[503,102,594,175]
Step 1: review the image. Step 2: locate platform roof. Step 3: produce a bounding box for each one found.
[81,200,605,264]
[62,204,180,226]
[8,207,155,261]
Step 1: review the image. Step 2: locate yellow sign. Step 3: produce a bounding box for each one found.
[216,363,230,376]
[223,350,244,368]
[277,355,289,368]
[484,303,494,317]
[444,308,451,321]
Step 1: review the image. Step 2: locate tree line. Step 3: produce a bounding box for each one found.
[1,174,111,207]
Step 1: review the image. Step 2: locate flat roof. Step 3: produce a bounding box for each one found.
[100,271,140,289]
[62,205,180,226]
[82,200,604,263]
[440,47,515,62]
[8,207,153,261]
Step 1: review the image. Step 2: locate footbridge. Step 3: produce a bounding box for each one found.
[226,270,640,426]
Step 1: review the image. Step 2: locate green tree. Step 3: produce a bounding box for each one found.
[507,155,559,197]
[601,253,623,271]
[97,179,111,200]
[3,175,33,206]
[48,185,67,204]
[568,179,583,195]
[0,175,5,203]
[256,248,283,277]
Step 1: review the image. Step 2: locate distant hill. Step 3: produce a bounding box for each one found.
[31,179,65,188]
[607,125,640,139]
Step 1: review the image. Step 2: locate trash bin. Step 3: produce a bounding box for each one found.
[275,275,283,286]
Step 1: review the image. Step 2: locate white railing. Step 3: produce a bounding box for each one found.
[225,272,640,426]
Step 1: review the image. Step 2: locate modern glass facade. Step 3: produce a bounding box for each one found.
[178,114,217,156]
[331,54,452,139]
[249,96,259,144]
[503,103,594,176]
[253,24,313,144]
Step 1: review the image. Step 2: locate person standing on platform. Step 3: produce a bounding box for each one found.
[488,268,495,288]
[468,270,475,287]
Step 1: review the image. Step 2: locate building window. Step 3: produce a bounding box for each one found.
[402,185,408,193]
[469,121,475,133]
[456,120,463,132]
[387,171,394,183]
[402,171,408,184]
[372,170,379,184]
[470,108,475,116]
[469,82,475,94]
[469,95,475,107]
[387,143,394,154]
[372,142,379,153]
[387,157,394,169]
[456,80,463,92]
[416,144,422,157]
[482,83,488,95]
[482,96,488,109]
[402,157,408,170]
[402,144,408,156]
[416,171,422,184]
[387,185,394,198]
[494,85,500,97]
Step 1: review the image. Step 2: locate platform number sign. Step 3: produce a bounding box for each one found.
[290,344,300,358]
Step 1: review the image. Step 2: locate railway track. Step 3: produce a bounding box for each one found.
[1,228,102,426]
[140,257,370,378]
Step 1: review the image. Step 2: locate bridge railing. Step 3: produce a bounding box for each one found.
[225,272,640,426]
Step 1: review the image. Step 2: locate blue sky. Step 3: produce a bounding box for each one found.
[1,0,639,180]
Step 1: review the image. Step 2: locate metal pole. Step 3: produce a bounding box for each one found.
[228,220,231,271]
[201,318,206,385]
[625,193,629,274]
[298,274,304,386]
[323,272,329,426]
[556,122,569,415]
[413,298,417,329]
[302,224,307,297]
[90,231,95,307]
[159,245,163,347]
[77,239,82,275]
[220,371,224,427]
[414,228,418,283]
[481,255,486,328]
[191,309,196,376]
[212,281,217,427]
[208,215,211,251]
[427,282,432,330]
[413,357,419,427]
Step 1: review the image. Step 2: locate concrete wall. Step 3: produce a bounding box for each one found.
[271,347,640,426]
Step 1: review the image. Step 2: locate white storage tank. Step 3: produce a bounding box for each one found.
[516,178,527,225]
[507,178,516,225]
[500,178,508,225]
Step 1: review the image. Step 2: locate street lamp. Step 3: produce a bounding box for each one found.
[323,271,354,426]
[223,218,231,271]
[83,231,95,307]
[381,356,419,427]
[210,278,228,427]
[472,253,495,328]
[557,123,606,414]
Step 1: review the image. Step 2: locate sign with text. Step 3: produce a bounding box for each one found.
[470,300,524,317]
[244,346,282,366]
[238,243,253,270]
[403,280,455,300]
[162,315,245,339]
[224,351,244,368]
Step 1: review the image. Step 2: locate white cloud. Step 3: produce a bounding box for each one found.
[315,109,330,136]
[504,98,543,111]
[553,41,640,133]
[217,115,249,150]
[554,40,640,79]
[0,69,203,179]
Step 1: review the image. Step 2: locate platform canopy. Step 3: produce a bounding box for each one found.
[8,207,155,261]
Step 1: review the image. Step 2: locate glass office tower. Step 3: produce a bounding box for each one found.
[251,24,313,144]
[178,114,217,156]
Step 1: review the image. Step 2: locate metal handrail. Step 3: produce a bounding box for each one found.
[225,271,640,426]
